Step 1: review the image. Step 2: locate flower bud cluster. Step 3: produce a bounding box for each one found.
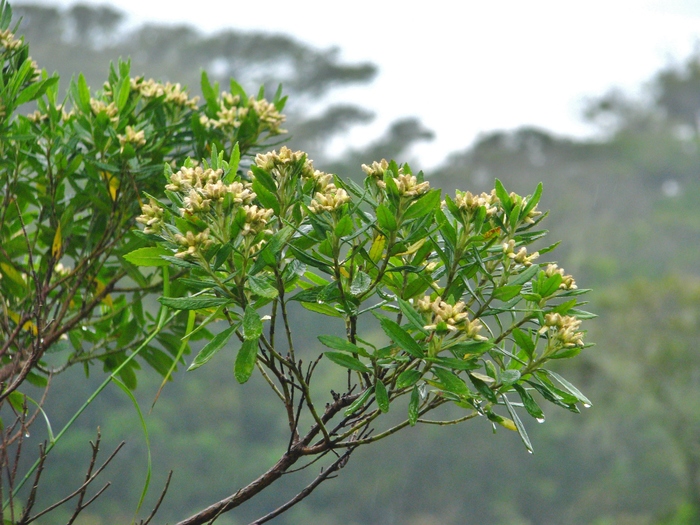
[118,126,146,151]
[0,29,21,51]
[166,165,255,216]
[511,192,542,224]
[416,296,486,339]
[503,239,539,267]
[361,159,429,197]
[539,313,584,348]
[453,189,498,216]
[174,229,213,259]
[253,146,315,180]
[241,205,274,236]
[545,263,577,290]
[136,198,164,234]
[129,77,200,109]
[90,99,119,122]
[309,186,350,214]
[200,93,286,135]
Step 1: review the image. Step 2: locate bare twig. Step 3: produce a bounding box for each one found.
[138,471,173,525]
[247,447,357,525]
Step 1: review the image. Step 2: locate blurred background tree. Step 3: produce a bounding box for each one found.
[10,3,700,524]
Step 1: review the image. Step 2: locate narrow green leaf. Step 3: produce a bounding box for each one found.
[503,395,533,453]
[403,189,441,221]
[234,338,258,383]
[512,327,536,358]
[188,325,236,371]
[546,371,592,407]
[123,247,172,267]
[77,72,90,113]
[247,274,279,299]
[513,384,545,421]
[396,369,422,389]
[398,298,430,335]
[509,264,540,286]
[325,352,371,373]
[243,305,263,340]
[432,367,470,397]
[378,316,425,358]
[493,284,522,301]
[408,385,420,426]
[159,296,232,310]
[300,302,343,317]
[318,335,369,357]
[375,380,390,413]
[344,387,373,416]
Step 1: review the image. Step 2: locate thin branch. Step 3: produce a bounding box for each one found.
[138,471,173,525]
[247,447,357,525]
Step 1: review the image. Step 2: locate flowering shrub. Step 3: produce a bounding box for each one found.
[0,0,593,521]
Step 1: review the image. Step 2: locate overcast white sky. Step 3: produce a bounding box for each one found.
[19,0,700,167]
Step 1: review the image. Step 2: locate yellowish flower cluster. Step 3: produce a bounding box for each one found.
[0,29,21,51]
[174,229,213,259]
[539,313,584,348]
[90,99,118,122]
[253,146,314,180]
[130,77,200,109]
[503,239,539,267]
[199,93,286,135]
[416,296,486,339]
[136,198,164,234]
[118,126,146,151]
[544,263,577,290]
[166,165,256,216]
[361,159,429,197]
[309,186,350,214]
[453,189,498,215]
[28,104,75,124]
[241,205,274,236]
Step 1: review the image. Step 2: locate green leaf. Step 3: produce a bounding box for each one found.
[300,302,343,317]
[494,179,511,211]
[509,264,540,286]
[375,379,390,413]
[499,369,521,386]
[398,298,430,336]
[503,395,533,453]
[376,204,397,232]
[7,391,26,413]
[123,247,172,267]
[325,352,371,373]
[247,274,279,299]
[522,182,543,217]
[77,72,91,113]
[512,327,536,358]
[188,325,236,371]
[249,165,278,193]
[334,215,354,237]
[396,369,422,389]
[318,335,369,357]
[159,296,233,310]
[546,371,592,407]
[378,316,425,358]
[234,338,258,384]
[468,373,497,403]
[403,189,441,221]
[408,385,420,426]
[513,384,545,421]
[432,367,471,398]
[493,284,522,301]
[344,387,374,416]
[349,271,371,297]
[243,305,263,340]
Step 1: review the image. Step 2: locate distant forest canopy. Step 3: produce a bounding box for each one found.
[9,3,700,525]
